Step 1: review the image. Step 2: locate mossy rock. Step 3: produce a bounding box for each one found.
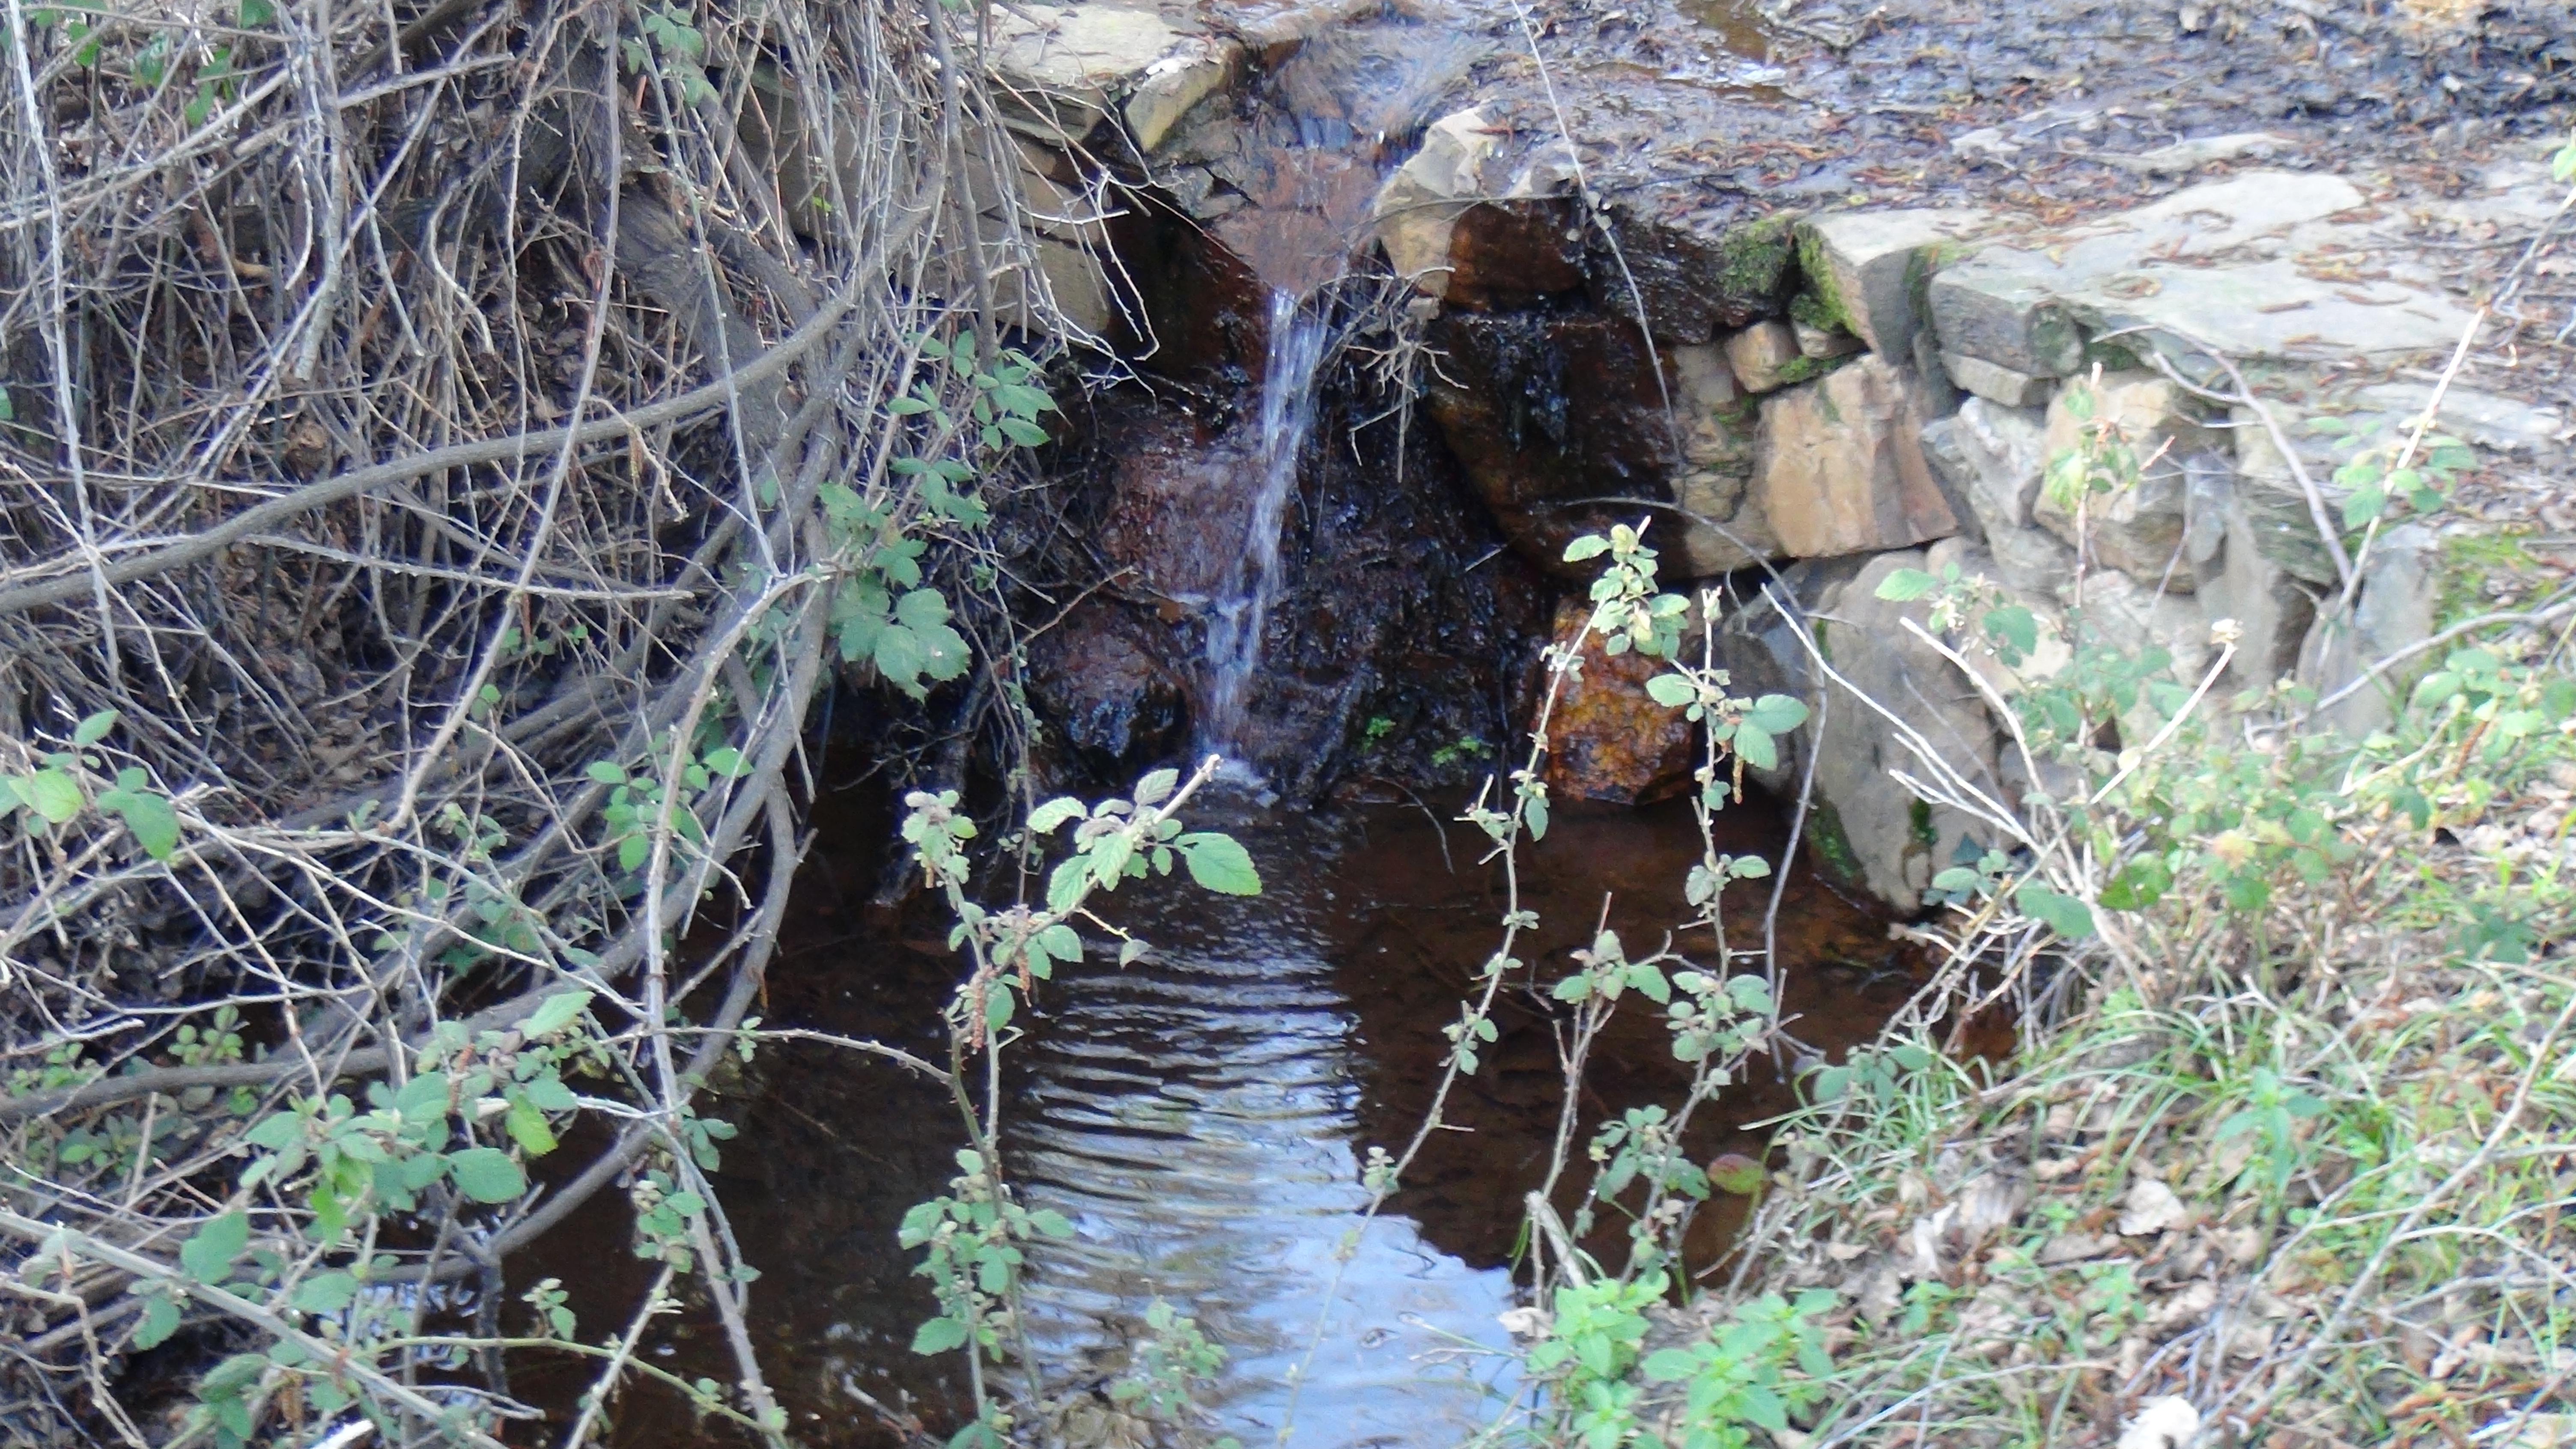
[1715,214,1800,309]
[1804,799,1867,891]
[2439,528,2548,631]
[1793,228,1855,337]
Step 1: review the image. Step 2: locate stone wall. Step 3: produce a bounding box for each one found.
[931,8,2567,912]
[1370,110,2567,911]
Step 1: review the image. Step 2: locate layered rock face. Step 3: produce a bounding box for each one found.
[1368,111,2562,911]
[874,3,2563,914]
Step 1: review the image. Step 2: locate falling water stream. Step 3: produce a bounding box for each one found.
[1198,290,1333,756]
[503,12,1914,1449]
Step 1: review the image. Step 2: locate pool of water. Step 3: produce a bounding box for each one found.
[511,785,1918,1447]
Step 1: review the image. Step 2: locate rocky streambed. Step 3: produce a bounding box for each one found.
[534,6,2576,1444]
[932,0,2572,912]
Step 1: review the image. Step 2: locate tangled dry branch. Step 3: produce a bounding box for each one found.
[0,0,1084,1439]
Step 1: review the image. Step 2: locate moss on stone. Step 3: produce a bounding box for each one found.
[2083,338,2144,373]
[2439,529,2544,630]
[1792,227,1854,335]
[1715,214,1799,301]
[1806,799,1866,889]
[1908,797,1937,850]
[1771,352,1851,389]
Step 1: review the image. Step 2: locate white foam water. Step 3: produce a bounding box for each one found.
[1197,288,1332,761]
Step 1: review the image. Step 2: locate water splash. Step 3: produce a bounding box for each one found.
[1198,289,1331,756]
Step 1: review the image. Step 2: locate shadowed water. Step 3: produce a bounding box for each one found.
[513,790,1916,1448]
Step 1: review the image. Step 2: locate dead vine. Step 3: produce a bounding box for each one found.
[0,0,1085,1439]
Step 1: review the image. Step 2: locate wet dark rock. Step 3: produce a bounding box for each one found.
[1445,200,1587,307]
[1424,309,1780,580]
[1539,600,1695,805]
[1025,602,1190,775]
[1035,372,1544,793]
[1103,190,1273,381]
[1586,205,1800,343]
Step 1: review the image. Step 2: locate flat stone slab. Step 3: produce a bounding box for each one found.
[990,4,1234,150]
[2069,258,2474,361]
[1930,171,2477,370]
[2355,382,2571,453]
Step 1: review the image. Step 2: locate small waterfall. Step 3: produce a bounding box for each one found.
[1198,289,1332,756]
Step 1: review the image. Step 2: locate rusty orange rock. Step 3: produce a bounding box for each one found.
[1540,600,1695,805]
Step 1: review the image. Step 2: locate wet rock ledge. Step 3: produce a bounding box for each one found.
[960,0,2572,912]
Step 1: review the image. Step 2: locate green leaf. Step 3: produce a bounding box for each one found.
[106,789,180,859]
[1046,857,1088,913]
[893,587,950,631]
[1725,974,1774,1013]
[237,0,273,23]
[1734,724,1778,772]
[1985,604,2039,661]
[1874,567,1938,602]
[179,1212,248,1284]
[1026,797,1083,835]
[1644,674,1696,708]
[243,1113,303,1151]
[1132,768,1179,807]
[1746,694,1810,734]
[1176,833,1261,895]
[133,1294,181,1349]
[73,710,118,745]
[1707,1152,1765,1195]
[911,1315,970,1355]
[586,761,629,786]
[445,1147,527,1203]
[517,990,592,1038]
[521,1075,579,1112]
[23,768,82,825]
[200,1351,268,1400]
[997,416,1049,448]
[873,623,926,690]
[394,1071,452,1122]
[1562,535,1610,563]
[1036,923,1081,964]
[290,1272,358,1315]
[1741,1383,1789,1433]
[504,1098,557,1155]
[2014,883,2096,939]
[1640,1347,1699,1382]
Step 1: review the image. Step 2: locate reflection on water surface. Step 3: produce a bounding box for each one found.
[516,788,1912,1448]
